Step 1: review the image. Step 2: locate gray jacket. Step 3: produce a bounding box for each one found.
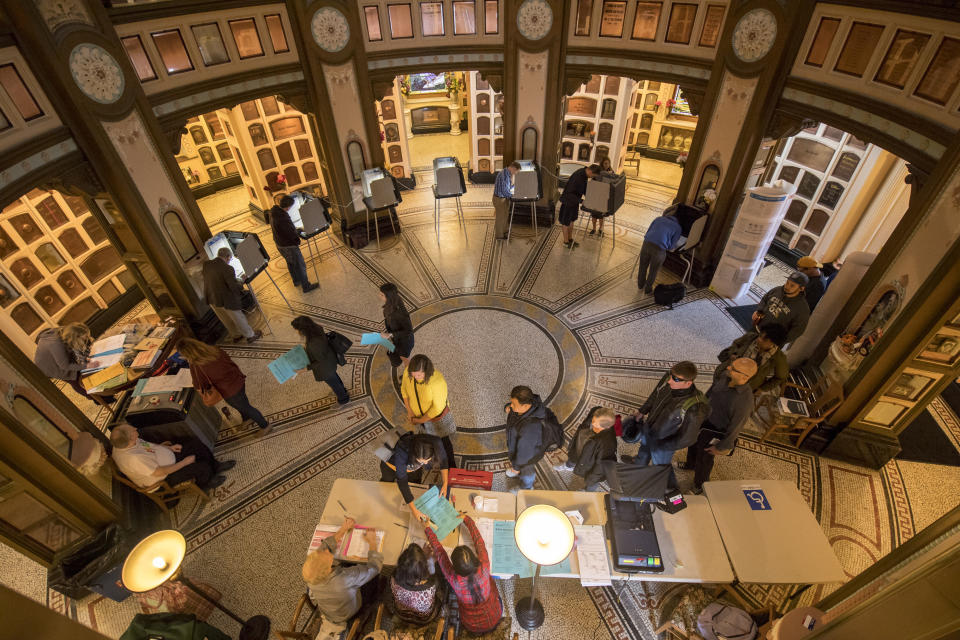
[34,328,84,380]
[306,534,383,623]
[202,258,244,310]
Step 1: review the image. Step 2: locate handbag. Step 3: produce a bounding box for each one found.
[413,382,457,437]
[326,330,352,366]
[194,366,222,407]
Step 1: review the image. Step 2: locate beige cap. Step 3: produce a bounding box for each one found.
[797,256,822,269]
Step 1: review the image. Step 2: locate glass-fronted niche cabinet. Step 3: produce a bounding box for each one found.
[0,189,135,355]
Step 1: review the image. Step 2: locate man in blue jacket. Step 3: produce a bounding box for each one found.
[638,212,683,294]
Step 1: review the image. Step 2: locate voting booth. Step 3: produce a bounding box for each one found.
[431,157,467,243]
[203,231,268,284]
[289,191,346,279]
[506,160,543,241]
[581,172,628,248]
[360,167,402,249]
[659,203,710,285]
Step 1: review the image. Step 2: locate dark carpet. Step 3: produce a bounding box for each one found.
[897,399,960,467]
[727,304,757,333]
[941,381,960,416]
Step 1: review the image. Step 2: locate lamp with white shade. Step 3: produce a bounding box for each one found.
[513,504,576,630]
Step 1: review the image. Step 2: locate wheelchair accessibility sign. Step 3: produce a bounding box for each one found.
[742,486,772,510]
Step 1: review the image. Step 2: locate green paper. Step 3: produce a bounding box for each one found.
[413,486,461,539]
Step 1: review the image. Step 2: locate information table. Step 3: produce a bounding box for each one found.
[449,487,516,520]
[318,478,415,564]
[516,490,607,526]
[703,480,844,585]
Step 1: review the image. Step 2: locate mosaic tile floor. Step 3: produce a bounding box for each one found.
[3,168,960,639]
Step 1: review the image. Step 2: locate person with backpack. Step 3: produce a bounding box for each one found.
[291,316,349,405]
[504,386,562,492]
[621,361,708,467]
[638,211,683,295]
[553,406,618,491]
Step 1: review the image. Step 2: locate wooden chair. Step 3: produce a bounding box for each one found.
[275,593,318,640]
[756,379,844,446]
[110,460,209,518]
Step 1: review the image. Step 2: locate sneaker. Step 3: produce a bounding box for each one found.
[588,229,596,235]
[215,459,237,473]
[598,230,605,237]
[302,282,320,293]
[206,475,227,489]
[621,455,635,464]
[337,396,350,405]
[643,288,653,295]
[246,330,263,344]
[504,467,519,478]
[257,424,273,437]
[553,461,573,472]
[691,486,703,495]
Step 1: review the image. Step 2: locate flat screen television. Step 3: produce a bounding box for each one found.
[407,72,446,94]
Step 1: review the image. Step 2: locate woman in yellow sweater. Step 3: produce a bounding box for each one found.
[401,354,457,466]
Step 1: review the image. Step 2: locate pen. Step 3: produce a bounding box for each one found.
[338,500,347,512]
[394,522,408,528]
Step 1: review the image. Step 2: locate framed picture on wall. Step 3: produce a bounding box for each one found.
[918,328,960,365]
[862,400,910,428]
[886,369,940,402]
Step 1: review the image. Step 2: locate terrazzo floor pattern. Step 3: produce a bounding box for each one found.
[4,171,960,639]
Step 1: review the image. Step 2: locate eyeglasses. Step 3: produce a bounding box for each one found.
[670,374,689,383]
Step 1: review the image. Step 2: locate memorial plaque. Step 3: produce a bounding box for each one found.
[914,37,960,105]
[834,22,884,77]
[778,165,800,184]
[584,75,602,93]
[804,209,829,235]
[831,152,860,181]
[604,76,620,95]
[806,17,841,67]
[575,0,593,36]
[665,3,697,45]
[270,116,305,140]
[600,0,627,37]
[381,99,396,120]
[863,401,907,427]
[567,96,598,116]
[875,29,930,89]
[796,172,820,200]
[632,2,661,41]
[787,138,834,172]
[817,181,844,209]
[698,4,725,47]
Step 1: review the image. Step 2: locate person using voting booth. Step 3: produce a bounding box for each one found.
[202,247,261,344]
[269,195,319,293]
[492,161,520,240]
[558,164,600,249]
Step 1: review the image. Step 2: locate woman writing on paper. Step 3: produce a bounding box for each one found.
[178,338,271,435]
[401,354,456,466]
[379,433,449,523]
[425,514,503,633]
[380,282,414,371]
[291,316,350,405]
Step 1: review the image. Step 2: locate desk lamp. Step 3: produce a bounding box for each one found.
[513,504,575,630]
[122,530,250,627]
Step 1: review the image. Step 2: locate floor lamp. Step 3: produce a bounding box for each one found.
[121,530,255,628]
[513,504,576,630]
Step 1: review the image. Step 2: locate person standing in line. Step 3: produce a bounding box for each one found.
[751,272,811,345]
[178,338,272,435]
[637,212,683,294]
[302,516,382,626]
[270,194,319,293]
[588,157,615,237]
[401,354,456,466]
[504,385,552,492]
[202,247,262,344]
[379,432,450,523]
[683,357,758,492]
[557,164,600,249]
[291,316,350,405]
[716,323,789,396]
[424,514,503,634]
[797,256,827,311]
[380,282,414,371]
[34,322,98,397]
[492,162,520,240]
[553,406,618,491]
[621,361,707,466]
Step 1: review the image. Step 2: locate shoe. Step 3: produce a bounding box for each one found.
[257,424,273,437]
[206,475,227,489]
[337,396,350,405]
[507,485,521,495]
[246,330,263,344]
[588,229,596,235]
[598,230,605,237]
[302,282,320,293]
[643,288,653,295]
[504,467,519,478]
[553,462,573,472]
[232,336,245,344]
[621,455,635,464]
[497,234,508,240]
[215,459,237,473]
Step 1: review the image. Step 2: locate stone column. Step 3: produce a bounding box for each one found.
[674,0,815,285]
[2,0,212,326]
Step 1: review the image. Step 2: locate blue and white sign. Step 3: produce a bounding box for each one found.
[742,486,772,510]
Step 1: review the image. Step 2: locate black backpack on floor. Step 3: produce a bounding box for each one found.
[654,283,686,309]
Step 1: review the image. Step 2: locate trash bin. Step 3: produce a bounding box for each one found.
[48,524,134,602]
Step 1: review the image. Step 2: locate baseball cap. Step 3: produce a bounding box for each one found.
[797,256,822,269]
[787,271,809,286]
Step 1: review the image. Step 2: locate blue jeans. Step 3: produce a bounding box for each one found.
[323,372,350,404]
[517,464,536,490]
[224,386,268,430]
[634,436,675,466]
[277,245,309,289]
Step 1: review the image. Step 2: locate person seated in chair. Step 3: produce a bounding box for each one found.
[553,406,618,491]
[109,423,233,491]
[302,517,382,626]
[389,543,443,625]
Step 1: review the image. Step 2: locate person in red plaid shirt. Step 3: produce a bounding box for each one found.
[424,514,503,634]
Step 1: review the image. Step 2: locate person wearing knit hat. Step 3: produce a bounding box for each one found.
[750,271,811,345]
[797,256,827,311]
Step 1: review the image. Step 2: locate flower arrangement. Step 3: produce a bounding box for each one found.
[444,73,466,98]
[378,129,385,142]
[276,174,287,186]
[701,188,717,204]
[398,78,411,96]
[655,100,663,108]
[666,98,676,109]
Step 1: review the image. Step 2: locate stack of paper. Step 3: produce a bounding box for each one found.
[83,334,127,373]
[268,345,311,384]
[82,363,127,392]
[134,369,193,395]
[489,519,573,578]
[575,525,612,586]
[150,326,176,339]
[134,337,166,351]
[307,524,340,553]
[131,348,161,369]
[413,486,461,539]
[340,526,385,561]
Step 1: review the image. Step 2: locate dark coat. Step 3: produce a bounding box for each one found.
[566,406,618,483]
[638,374,708,452]
[304,334,339,381]
[384,304,414,354]
[34,328,84,380]
[717,331,788,393]
[389,433,450,503]
[269,205,301,247]
[805,273,827,311]
[506,394,549,468]
[202,257,244,310]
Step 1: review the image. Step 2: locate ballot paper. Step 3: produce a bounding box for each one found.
[575,525,612,586]
[490,520,573,578]
[412,486,461,539]
[82,334,128,373]
[360,332,396,352]
[136,369,193,395]
[341,526,385,561]
[268,345,310,384]
[307,524,340,553]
